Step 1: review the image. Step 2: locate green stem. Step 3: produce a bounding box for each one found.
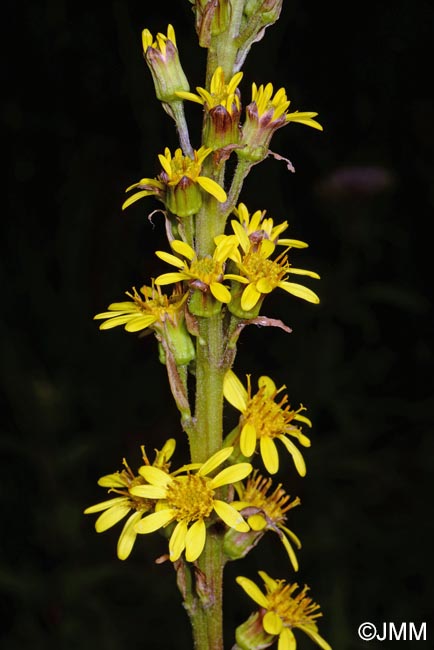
[170,100,194,158]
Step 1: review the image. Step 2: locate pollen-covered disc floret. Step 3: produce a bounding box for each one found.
[130,446,252,562]
[83,439,176,560]
[225,238,320,314]
[236,571,332,650]
[122,146,227,217]
[232,470,301,571]
[155,238,236,305]
[224,371,312,475]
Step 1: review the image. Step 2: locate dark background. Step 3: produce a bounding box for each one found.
[2,1,433,648]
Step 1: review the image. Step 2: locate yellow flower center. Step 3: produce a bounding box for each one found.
[240,250,289,286]
[265,582,322,628]
[243,384,296,440]
[165,149,204,185]
[189,256,224,286]
[166,474,215,522]
[243,472,300,521]
[128,287,184,323]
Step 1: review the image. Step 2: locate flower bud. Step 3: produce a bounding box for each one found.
[235,611,274,650]
[190,0,232,47]
[142,25,190,103]
[165,175,203,218]
[163,319,196,366]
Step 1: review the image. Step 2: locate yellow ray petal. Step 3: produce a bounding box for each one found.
[135,508,175,534]
[257,375,277,397]
[185,519,206,562]
[95,504,131,532]
[236,576,269,608]
[84,496,130,514]
[169,519,188,561]
[138,465,172,487]
[223,370,248,412]
[278,627,297,650]
[278,281,320,304]
[241,283,261,311]
[213,500,249,532]
[155,272,188,285]
[117,510,143,560]
[210,281,231,303]
[260,436,279,474]
[263,610,283,635]
[196,176,227,202]
[298,625,332,650]
[155,250,186,269]
[277,435,306,477]
[170,239,196,260]
[240,422,257,457]
[198,446,233,476]
[122,190,155,210]
[129,484,167,499]
[211,462,252,489]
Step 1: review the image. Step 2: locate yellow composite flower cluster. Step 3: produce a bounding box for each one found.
[93,283,187,333]
[83,439,176,560]
[130,446,252,562]
[85,445,253,563]
[223,370,312,475]
[155,237,237,303]
[249,82,323,131]
[232,470,302,571]
[122,146,226,216]
[236,571,331,650]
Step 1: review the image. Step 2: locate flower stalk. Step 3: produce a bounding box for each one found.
[85,5,330,650]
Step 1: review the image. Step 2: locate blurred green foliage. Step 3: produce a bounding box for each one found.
[2,1,433,648]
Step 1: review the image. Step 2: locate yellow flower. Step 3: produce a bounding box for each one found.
[239,82,322,163]
[250,82,323,130]
[155,238,236,304]
[83,439,176,560]
[93,283,187,333]
[141,25,190,103]
[123,146,227,217]
[236,571,332,650]
[130,446,252,562]
[231,202,309,251]
[225,239,320,313]
[231,470,301,571]
[177,66,243,148]
[177,66,243,115]
[223,370,312,475]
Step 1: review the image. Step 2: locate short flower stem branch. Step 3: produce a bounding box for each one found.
[170,100,194,158]
[220,158,252,220]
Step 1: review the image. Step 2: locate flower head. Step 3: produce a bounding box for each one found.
[231,202,309,251]
[123,146,227,217]
[228,470,301,570]
[177,66,243,147]
[236,571,332,650]
[223,370,312,475]
[155,238,237,314]
[93,283,194,366]
[239,82,322,163]
[224,239,320,317]
[142,25,190,103]
[130,447,252,562]
[83,439,176,560]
